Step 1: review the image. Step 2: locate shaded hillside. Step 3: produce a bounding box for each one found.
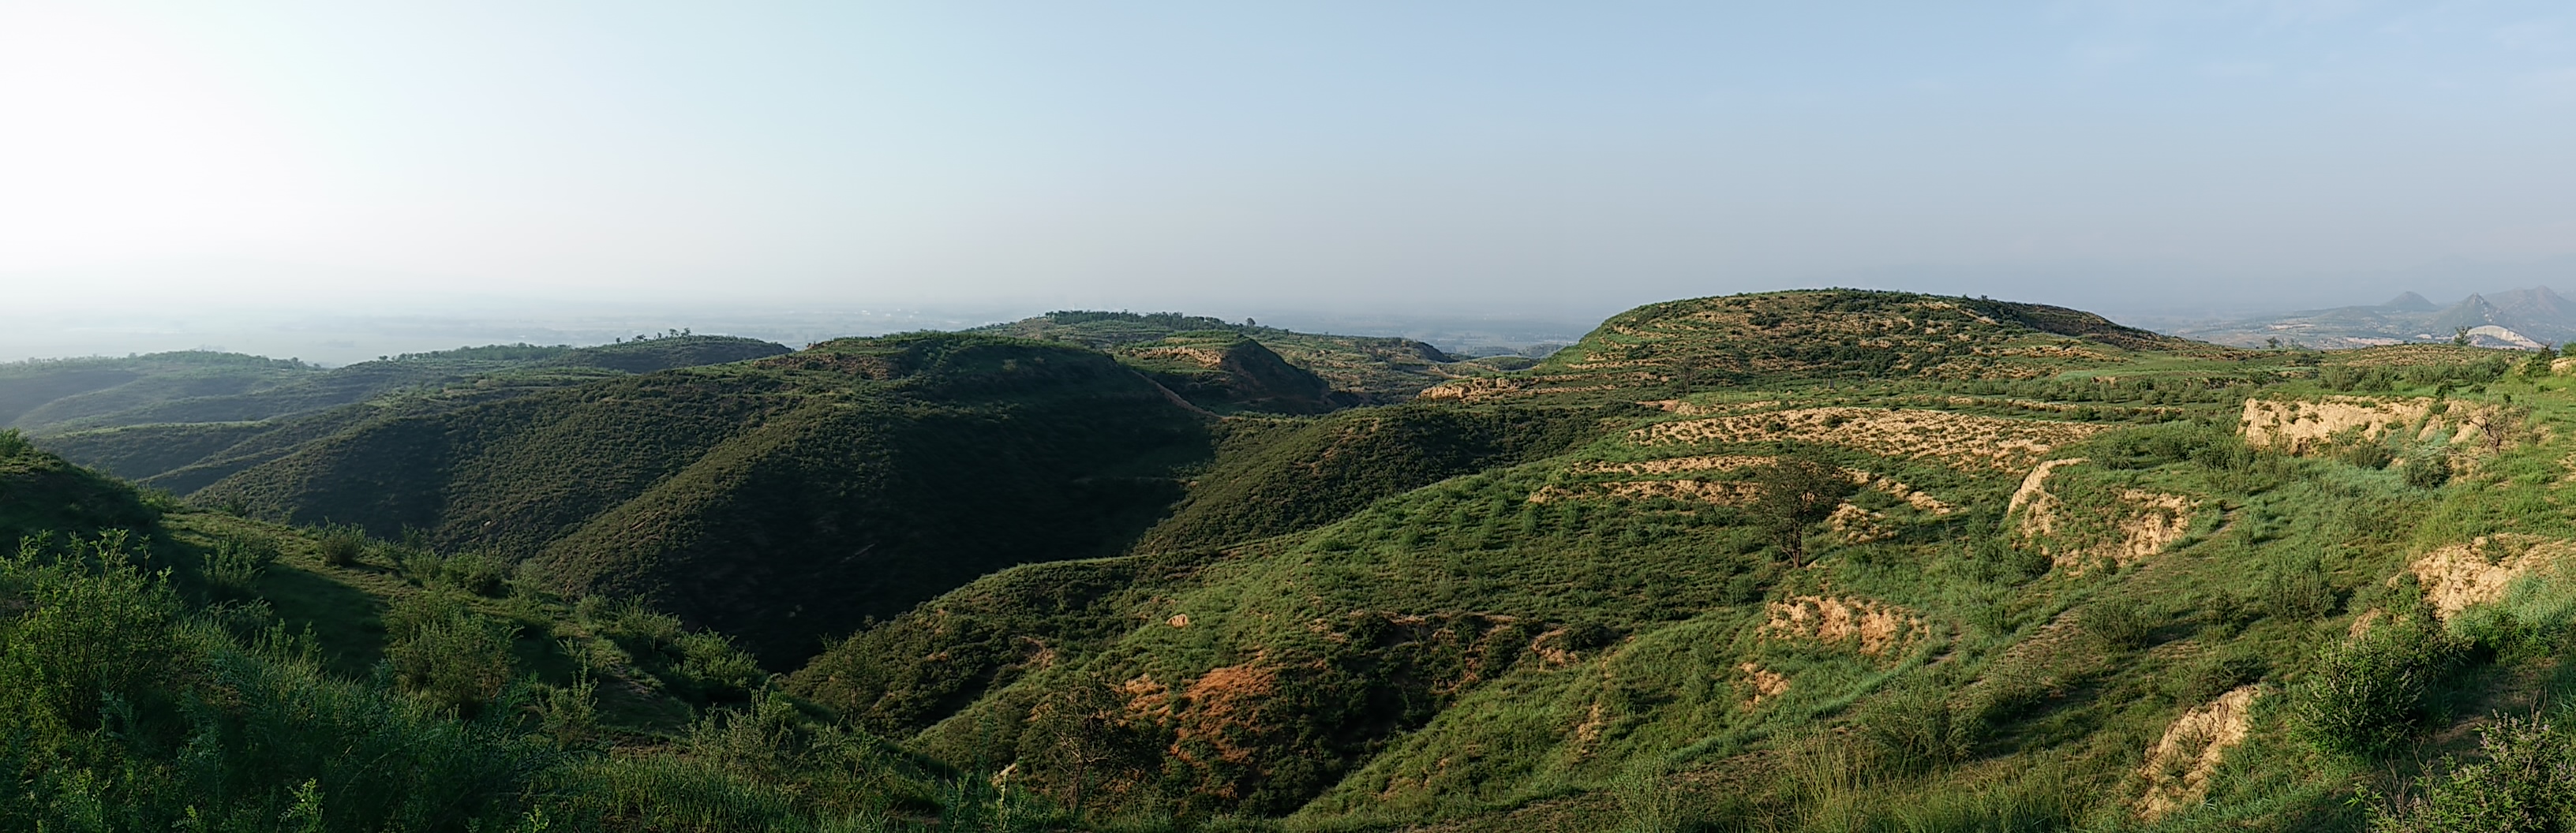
[0,439,1066,831]
[0,351,316,431]
[781,289,2576,831]
[195,333,1215,664]
[974,310,1473,403]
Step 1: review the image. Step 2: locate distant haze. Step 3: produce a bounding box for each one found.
[6,2,2575,360]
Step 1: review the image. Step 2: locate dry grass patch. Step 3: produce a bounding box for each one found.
[2009,458,2196,571]
[1760,596,1926,659]
[1738,662,1789,708]
[1632,407,2109,472]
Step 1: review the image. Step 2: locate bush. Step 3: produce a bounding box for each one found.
[2403,454,2452,490]
[2080,598,2158,650]
[2371,714,2576,831]
[316,524,369,567]
[2167,650,2267,704]
[206,536,278,599]
[384,591,520,714]
[2260,560,2341,622]
[2291,610,2466,759]
[441,551,511,597]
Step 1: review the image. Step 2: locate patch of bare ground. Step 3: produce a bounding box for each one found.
[2409,535,2576,618]
[2009,458,2196,572]
[1739,662,1789,708]
[1126,345,1230,368]
[1827,503,1893,544]
[2241,395,2533,458]
[1631,407,2108,472]
[2134,685,2261,821]
[1634,398,1779,416]
[1761,596,1926,659]
[1541,459,1952,519]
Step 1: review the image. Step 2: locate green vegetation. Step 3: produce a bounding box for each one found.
[26,289,2576,831]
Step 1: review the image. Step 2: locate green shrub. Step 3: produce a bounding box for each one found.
[440,551,511,597]
[2080,598,2158,650]
[384,591,520,714]
[2291,610,2466,759]
[2167,650,2267,704]
[2370,714,2576,831]
[2403,454,2452,490]
[316,524,369,567]
[2261,560,2342,622]
[206,536,279,599]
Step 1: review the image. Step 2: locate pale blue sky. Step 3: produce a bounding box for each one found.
[4,1,2574,329]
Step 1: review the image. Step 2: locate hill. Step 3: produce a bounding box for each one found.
[187,333,1215,664]
[23,335,790,483]
[782,289,2576,830]
[973,310,1487,403]
[25,288,2576,831]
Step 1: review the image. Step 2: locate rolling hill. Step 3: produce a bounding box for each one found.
[15,288,2576,831]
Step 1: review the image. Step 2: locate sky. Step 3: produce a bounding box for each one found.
[5,2,2576,360]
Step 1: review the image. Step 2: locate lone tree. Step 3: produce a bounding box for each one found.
[1748,453,1859,568]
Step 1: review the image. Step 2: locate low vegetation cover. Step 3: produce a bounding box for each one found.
[15,289,2576,831]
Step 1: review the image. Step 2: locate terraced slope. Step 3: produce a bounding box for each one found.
[781,289,2576,831]
[192,333,1215,663]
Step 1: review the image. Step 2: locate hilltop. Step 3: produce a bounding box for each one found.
[973,310,1500,403]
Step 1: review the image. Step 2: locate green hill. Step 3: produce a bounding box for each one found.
[25,289,2576,831]
[24,335,790,484]
[190,333,1215,664]
[779,289,2576,831]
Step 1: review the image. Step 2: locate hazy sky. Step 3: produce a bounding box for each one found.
[6,1,2575,331]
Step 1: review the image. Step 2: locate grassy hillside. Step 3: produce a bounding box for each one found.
[0,435,1090,831]
[192,333,1215,665]
[779,289,2576,831]
[32,289,2576,831]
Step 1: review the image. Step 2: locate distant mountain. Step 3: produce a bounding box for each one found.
[2165,286,2576,349]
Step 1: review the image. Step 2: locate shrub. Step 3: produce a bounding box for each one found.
[2261,560,2341,622]
[441,551,511,597]
[2403,454,2452,490]
[205,536,278,599]
[2370,714,2576,831]
[1746,453,1859,567]
[2290,610,2466,759]
[384,591,520,714]
[316,524,369,567]
[2167,650,2267,704]
[2080,598,2158,650]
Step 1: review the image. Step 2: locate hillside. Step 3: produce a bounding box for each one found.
[0,433,1068,831]
[188,333,1215,664]
[22,288,2576,831]
[781,289,2576,831]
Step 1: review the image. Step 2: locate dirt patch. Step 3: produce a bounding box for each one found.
[1761,596,1925,659]
[1635,399,1779,416]
[1526,478,1759,506]
[1738,662,1788,708]
[1631,407,2107,472]
[2011,459,2195,571]
[2409,536,2576,618]
[1128,346,1231,368]
[2135,685,2262,821]
[2010,458,2087,517]
[1579,454,1778,475]
[1171,658,1286,771]
[2240,397,2433,454]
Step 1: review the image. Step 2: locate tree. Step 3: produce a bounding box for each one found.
[1747,453,1859,568]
